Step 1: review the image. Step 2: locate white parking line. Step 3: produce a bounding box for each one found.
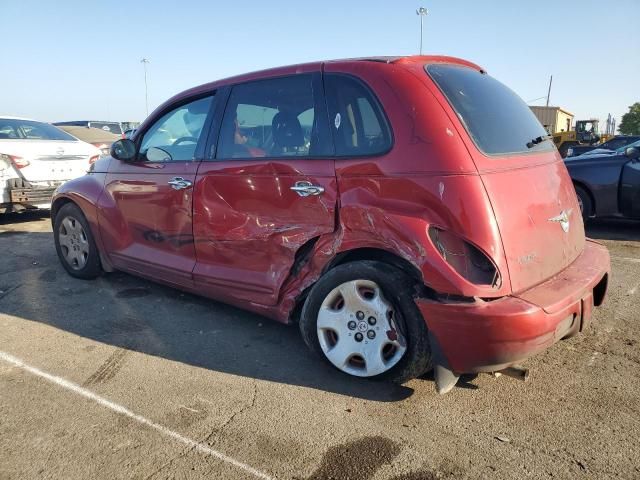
[0,350,273,480]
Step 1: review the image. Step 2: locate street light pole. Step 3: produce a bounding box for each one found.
[140,58,150,117]
[545,75,553,107]
[416,7,428,55]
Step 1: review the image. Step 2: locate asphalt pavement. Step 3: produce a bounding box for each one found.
[1,212,639,479]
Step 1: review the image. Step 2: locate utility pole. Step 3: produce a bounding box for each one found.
[416,7,428,55]
[545,75,553,107]
[140,58,150,117]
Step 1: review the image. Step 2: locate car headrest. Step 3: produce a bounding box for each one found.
[272,111,303,148]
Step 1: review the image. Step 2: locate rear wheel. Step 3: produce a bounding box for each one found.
[299,261,431,383]
[54,203,102,279]
[574,185,593,223]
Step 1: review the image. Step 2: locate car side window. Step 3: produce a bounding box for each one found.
[324,74,392,156]
[217,74,332,159]
[139,96,213,162]
[610,138,631,150]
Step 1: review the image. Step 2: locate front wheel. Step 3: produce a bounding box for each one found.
[54,203,102,279]
[299,261,431,383]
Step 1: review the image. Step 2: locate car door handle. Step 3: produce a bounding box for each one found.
[290,181,324,197]
[168,177,192,190]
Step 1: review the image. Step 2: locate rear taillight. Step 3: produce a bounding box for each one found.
[428,226,501,288]
[0,153,29,169]
[0,154,12,171]
[89,155,99,165]
[92,143,110,157]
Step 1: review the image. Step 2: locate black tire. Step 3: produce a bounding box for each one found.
[299,260,431,383]
[574,185,593,224]
[53,203,102,279]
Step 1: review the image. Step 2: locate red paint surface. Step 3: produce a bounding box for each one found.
[192,158,337,306]
[52,56,611,373]
[99,160,200,288]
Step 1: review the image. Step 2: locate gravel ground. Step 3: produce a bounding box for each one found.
[1,211,639,479]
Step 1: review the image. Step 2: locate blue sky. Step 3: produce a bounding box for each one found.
[3,0,639,130]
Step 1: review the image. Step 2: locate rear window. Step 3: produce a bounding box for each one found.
[426,64,552,156]
[89,122,123,135]
[0,119,76,141]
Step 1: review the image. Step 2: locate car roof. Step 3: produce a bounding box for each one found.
[0,116,37,121]
[156,55,482,114]
[53,120,121,124]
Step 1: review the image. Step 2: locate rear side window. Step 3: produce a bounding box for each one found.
[324,74,392,156]
[217,74,332,159]
[427,64,552,156]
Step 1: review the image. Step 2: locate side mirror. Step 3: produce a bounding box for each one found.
[110,139,136,161]
[624,146,640,160]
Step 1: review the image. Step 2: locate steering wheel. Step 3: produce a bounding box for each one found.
[173,136,198,145]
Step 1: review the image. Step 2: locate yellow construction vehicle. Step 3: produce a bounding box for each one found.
[553,119,613,157]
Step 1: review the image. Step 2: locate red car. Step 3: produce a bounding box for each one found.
[51,56,610,393]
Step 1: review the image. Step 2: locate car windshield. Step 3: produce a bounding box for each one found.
[426,64,553,156]
[616,139,640,153]
[0,119,77,141]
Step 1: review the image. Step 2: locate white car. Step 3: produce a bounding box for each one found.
[0,116,101,213]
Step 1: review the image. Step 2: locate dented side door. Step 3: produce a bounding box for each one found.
[191,72,338,306]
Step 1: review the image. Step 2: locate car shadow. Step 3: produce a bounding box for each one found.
[585,218,640,242]
[0,210,50,226]
[0,230,429,402]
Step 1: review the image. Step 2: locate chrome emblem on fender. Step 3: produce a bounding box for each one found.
[548,209,572,233]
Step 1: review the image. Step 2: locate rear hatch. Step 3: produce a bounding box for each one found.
[479,159,584,292]
[426,63,584,293]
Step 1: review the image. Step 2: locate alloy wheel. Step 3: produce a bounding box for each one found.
[316,279,407,377]
[58,216,90,270]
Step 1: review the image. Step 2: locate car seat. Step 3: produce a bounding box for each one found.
[271,111,304,155]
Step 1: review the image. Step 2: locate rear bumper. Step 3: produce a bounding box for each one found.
[417,240,610,373]
[7,186,56,207]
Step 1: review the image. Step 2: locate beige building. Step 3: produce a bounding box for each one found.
[529,106,574,134]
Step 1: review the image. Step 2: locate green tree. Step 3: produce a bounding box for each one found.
[618,102,640,135]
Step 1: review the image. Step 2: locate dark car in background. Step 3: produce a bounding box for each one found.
[566,135,640,158]
[53,120,124,137]
[566,140,640,221]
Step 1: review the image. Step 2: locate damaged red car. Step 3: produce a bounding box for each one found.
[52,56,610,393]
